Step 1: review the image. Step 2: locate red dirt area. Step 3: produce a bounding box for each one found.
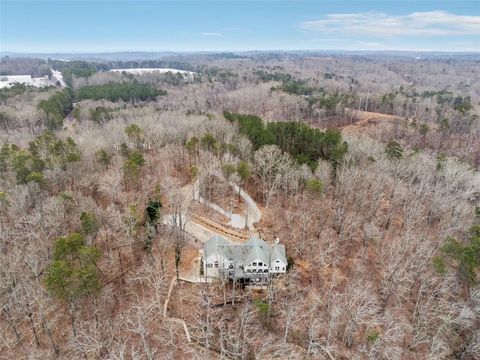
[179,243,202,280]
[342,109,402,136]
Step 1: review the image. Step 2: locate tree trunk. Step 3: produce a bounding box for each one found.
[68,301,77,338]
[27,312,40,347]
[2,307,21,341]
[42,315,59,356]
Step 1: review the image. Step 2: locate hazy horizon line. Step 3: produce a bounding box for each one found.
[2,48,480,55]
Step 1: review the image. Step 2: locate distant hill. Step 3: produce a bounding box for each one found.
[1,50,479,62]
[0,51,181,61]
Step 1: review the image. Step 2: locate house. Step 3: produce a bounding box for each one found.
[202,235,287,284]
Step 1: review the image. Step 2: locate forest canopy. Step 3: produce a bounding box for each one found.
[224,111,348,169]
[50,60,107,86]
[37,89,74,130]
[0,57,52,77]
[0,131,81,184]
[75,82,165,102]
[1,52,479,360]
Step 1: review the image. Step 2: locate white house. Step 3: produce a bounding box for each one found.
[203,235,287,283]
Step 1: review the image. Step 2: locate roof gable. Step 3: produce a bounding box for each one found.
[271,244,286,263]
[203,235,287,267]
[245,237,269,265]
[204,235,231,259]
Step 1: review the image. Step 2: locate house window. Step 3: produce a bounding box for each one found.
[214,261,219,268]
[258,262,263,266]
[252,262,257,266]
[246,269,251,273]
[263,269,268,273]
[276,260,280,263]
[282,267,285,271]
[206,264,212,268]
[275,266,280,270]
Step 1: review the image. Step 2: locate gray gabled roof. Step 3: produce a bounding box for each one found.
[203,235,287,267]
[223,245,249,266]
[245,237,268,246]
[271,244,286,263]
[244,237,269,265]
[204,235,230,259]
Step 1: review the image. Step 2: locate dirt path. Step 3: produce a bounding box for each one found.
[51,69,66,87]
[195,174,262,231]
[163,277,192,342]
[165,172,262,243]
[227,181,261,230]
[190,213,250,242]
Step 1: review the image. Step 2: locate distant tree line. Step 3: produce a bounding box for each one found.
[202,67,238,85]
[108,60,197,72]
[159,71,189,86]
[275,79,316,96]
[0,57,52,77]
[48,59,203,90]
[75,82,165,103]
[253,70,293,83]
[352,86,474,118]
[253,70,355,116]
[50,60,108,86]
[224,111,348,169]
[50,59,197,85]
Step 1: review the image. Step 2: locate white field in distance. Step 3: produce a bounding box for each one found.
[0,75,51,89]
[0,70,65,89]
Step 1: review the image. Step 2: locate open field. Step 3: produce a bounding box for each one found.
[0,74,52,88]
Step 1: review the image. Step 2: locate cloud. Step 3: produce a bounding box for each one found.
[354,41,383,49]
[201,32,223,37]
[308,38,342,42]
[300,11,480,36]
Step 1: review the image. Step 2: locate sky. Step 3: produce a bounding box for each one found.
[1,0,479,53]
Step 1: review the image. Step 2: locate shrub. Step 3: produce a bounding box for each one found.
[80,212,100,235]
[146,200,162,224]
[367,330,380,343]
[385,141,403,160]
[96,149,112,168]
[436,224,480,285]
[305,178,323,196]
